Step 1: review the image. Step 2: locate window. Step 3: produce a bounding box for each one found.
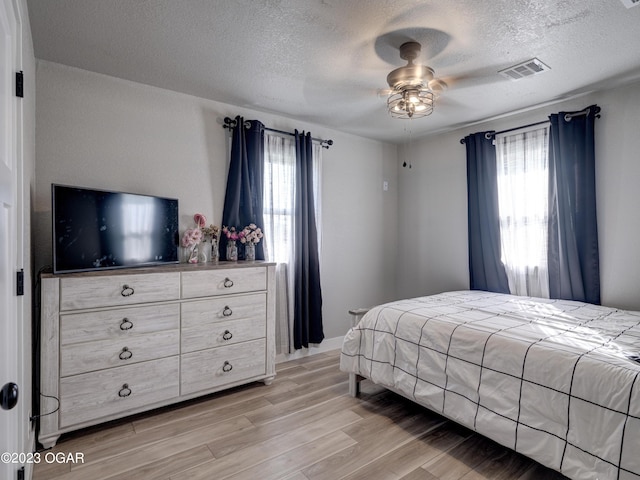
[262,134,322,263]
[262,133,322,352]
[495,126,549,297]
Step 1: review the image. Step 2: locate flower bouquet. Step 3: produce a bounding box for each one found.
[222,226,241,261]
[201,223,220,262]
[181,213,206,263]
[241,223,263,261]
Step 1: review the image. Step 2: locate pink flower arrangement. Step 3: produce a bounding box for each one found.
[241,223,264,244]
[222,226,244,242]
[181,213,207,248]
[181,228,202,248]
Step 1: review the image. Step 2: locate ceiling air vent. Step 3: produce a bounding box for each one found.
[499,58,550,81]
[620,0,640,8]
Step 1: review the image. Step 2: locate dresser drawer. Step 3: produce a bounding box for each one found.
[60,329,180,377]
[181,293,266,353]
[181,267,266,299]
[59,356,179,427]
[60,272,180,311]
[181,339,266,395]
[61,304,180,345]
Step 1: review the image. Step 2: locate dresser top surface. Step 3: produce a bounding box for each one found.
[42,261,276,279]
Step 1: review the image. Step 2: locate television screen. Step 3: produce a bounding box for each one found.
[52,184,179,274]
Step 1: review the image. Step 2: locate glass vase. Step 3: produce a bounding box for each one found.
[211,238,219,262]
[245,242,256,261]
[198,240,209,263]
[187,244,198,264]
[226,240,238,261]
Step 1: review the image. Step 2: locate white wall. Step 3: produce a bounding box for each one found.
[396,132,470,299]
[33,60,399,343]
[398,80,640,311]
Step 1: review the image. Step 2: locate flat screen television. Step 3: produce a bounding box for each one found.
[52,184,179,274]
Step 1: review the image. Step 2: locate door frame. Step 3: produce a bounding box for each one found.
[1,0,29,479]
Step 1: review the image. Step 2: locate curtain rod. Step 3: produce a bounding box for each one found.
[223,117,334,149]
[459,106,601,144]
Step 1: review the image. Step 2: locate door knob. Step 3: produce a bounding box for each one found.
[0,382,18,410]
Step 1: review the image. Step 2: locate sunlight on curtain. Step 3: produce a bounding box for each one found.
[264,135,296,264]
[263,133,322,353]
[496,126,549,298]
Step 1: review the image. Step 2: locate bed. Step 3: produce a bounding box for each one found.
[340,290,640,480]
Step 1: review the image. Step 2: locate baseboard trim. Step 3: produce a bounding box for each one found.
[275,336,344,364]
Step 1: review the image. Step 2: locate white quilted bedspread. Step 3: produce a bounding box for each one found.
[340,290,640,480]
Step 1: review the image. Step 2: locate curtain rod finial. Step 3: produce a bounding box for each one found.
[223,117,236,130]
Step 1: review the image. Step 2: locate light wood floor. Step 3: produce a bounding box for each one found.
[34,350,568,480]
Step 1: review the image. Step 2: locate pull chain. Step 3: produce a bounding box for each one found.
[403,123,413,169]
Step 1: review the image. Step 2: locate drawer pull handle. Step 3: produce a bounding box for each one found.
[120,318,134,330]
[222,306,233,317]
[119,347,133,360]
[118,384,132,398]
[222,361,233,373]
[121,285,135,297]
[222,330,233,341]
[223,277,234,288]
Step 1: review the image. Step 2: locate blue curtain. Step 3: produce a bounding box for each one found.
[547,105,600,304]
[221,116,265,260]
[465,132,510,294]
[293,130,324,349]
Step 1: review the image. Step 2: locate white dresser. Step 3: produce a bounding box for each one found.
[38,262,276,448]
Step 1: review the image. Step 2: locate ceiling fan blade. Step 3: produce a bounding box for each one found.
[428,78,448,93]
[439,64,510,91]
[377,88,394,97]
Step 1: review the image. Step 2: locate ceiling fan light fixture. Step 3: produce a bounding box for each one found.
[387,87,434,119]
[385,41,441,120]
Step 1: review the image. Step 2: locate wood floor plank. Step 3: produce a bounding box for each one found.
[244,381,349,425]
[131,379,295,433]
[341,423,473,480]
[400,467,440,480]
[274,365,312,379]
[222,430,358,480]
[263,370,350,404]
[103,445,214,480]
[208,394,364,458]
[420,435,512,480]
[58,398,262,467]
[303,407,446,480]
[281,472,311,480]
[52,416,252,480]
[277,351,338,370]
[170,410,362,480]
[299,353,344,371]
[33,418,136,479]
[459,448,533,480]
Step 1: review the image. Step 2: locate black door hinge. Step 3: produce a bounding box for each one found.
[16,269,24,296]
[16,71,23,98]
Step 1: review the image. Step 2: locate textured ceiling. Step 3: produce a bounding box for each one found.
[26,0,640,143]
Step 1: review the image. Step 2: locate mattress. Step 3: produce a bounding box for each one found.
[340,290,640,480]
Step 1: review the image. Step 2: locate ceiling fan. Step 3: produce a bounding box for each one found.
[382,41,447,119]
